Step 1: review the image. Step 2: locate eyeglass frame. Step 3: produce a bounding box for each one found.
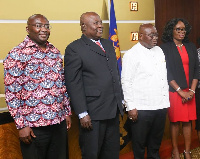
[28,23,52,30]
[174,27,186,33]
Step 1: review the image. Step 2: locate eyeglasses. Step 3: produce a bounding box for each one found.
[174,27,186,33]
[28,23,52,30]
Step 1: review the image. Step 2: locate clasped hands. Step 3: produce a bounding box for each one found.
[179,90,194,103]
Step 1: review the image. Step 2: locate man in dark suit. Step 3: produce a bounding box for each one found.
[64,12,124,159]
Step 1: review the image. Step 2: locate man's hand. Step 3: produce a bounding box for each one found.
[80,115,92,130]
[128,109,138,122]
[19,127,36,144]
[66,115,72,131]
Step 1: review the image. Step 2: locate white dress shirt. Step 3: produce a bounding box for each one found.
[121,42,170,111]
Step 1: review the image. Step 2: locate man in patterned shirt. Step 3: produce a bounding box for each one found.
[3,14,71,159]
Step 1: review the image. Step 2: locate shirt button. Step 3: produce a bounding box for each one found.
[107,58,109,61]
[110,69,113,72]
[113,79,115,83]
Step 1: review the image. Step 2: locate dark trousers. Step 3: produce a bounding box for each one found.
[79,114,120,159]
[131,109,167,159]
[195,88,200,130]
[20,120,68,159]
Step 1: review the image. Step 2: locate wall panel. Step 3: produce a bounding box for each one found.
[113,0,154,20]
[0,24,27,59]
[155,0,200,46]
[0,0,108,20]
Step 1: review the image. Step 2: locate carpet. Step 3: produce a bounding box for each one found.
[169,147,200,159]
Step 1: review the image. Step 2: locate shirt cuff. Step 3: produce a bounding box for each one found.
[125,102,136,111]
[78,111,88,119]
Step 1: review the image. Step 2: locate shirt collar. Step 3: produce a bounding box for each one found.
[138,42,156,51]
[23,36,52,49]
[90,39,101,43]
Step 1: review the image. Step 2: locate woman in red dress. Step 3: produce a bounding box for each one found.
[161,18,199,159]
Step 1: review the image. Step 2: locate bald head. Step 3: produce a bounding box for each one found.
[138,23,158,49]
[79,12,103,40]
[27,14,48,25]
[80,12,98,23]
[139,23,155,33]
[80,12,99,32]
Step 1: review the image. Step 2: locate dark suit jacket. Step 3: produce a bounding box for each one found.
[160,42,199,92]
[64,34,123,120]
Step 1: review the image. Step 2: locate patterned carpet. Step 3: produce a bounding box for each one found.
[190,147,200,158]
[169,147,200,159]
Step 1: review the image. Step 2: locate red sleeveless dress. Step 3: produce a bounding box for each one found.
[168,45,197,122]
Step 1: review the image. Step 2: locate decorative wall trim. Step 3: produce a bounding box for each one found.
[0,107,8,111]
[0,19,155,24]
[0,94,6,111]
[121,50,127,53]
[0,94,5,98]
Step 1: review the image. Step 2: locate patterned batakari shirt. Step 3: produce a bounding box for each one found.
[4,36,71,129]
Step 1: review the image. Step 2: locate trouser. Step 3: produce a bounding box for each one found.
[79,114,120,159]
[20,120,68,159]
[195,88,200,130]
[131,109,167,159]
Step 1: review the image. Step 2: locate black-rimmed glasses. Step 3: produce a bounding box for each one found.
[174,27,186,33]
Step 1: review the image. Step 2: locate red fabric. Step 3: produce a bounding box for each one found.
[168,46,197,122]
[95,41,105,52]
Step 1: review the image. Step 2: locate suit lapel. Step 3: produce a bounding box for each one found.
[100,39,110,55]
[171,42,183,66]
[171,42,188,85]
[81,34,106,57]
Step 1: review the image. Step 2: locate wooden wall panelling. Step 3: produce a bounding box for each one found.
[155,0,200,47]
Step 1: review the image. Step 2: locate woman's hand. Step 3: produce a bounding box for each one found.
[178,90,194,103]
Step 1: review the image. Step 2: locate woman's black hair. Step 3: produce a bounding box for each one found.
[161,18,191,43]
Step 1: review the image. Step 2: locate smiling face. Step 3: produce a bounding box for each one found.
[26,15,50,47]
[173,21,186,43]
[81,12,103,40]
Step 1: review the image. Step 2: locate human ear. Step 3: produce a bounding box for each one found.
[82,23,87,31]
[139,33,143,40]
[26,26,30,34]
